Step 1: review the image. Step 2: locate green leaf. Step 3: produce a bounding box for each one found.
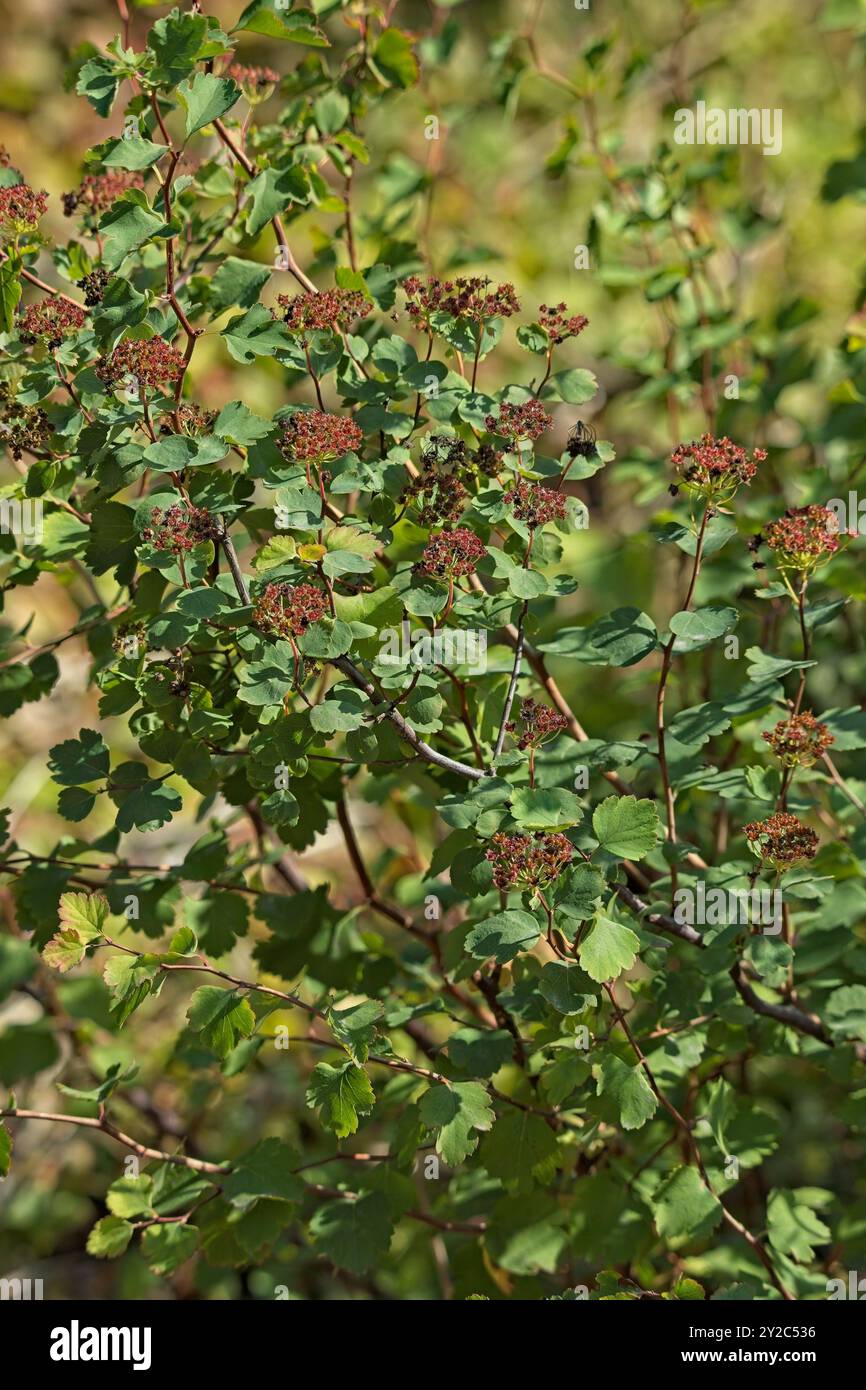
[669,606,738,653]
[0,260,22,334]
[246,164,310,237]
[668,702,731,746]
[328,1000,384,1063]
[76,57,119,117]
[651,1167,723,1243]
[594,1052,658,1129]
[111,774,182,833]
[306,1060,375,1138]
[485,1193,568,1275]
[49,728,109,786]
[42,929,88,973]
[767,1188,831,1263]
[511,787,584,830]
[101,136,170,170]
[0,1120,12,1177]
[222,304,291,363]
[99,191,170,272]
[465,909,541,964]
[222,1138,304,1208]
[58,891,109,940]
[106,1174,155,1219]
[825,985,866,1043]
[234,0,330,46]
[86,1215,134,1259]
[309,1192,392,1274]
[209,257,272,313]
[419,1081,494,1163]
[592,795,660,859]
[447,1028,514,1078]
[538,608,658,666]
[142,1223,199,1275]
[543,367,598,404]
[822,707,866,751]
[178,73,240,136]
[578,913,640,983]
[539,962,596,1015]
[554,863,605,923]
[314,91,350,136]
[479,1110,558,1192]
[147,9,210,86]
[186,986,256,1059]
[213,400,272,446]
[371,28,419,87]
[92,277,148,346]
[308,688,368,733]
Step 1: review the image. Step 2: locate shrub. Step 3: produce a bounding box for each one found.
[0,0,865,1304]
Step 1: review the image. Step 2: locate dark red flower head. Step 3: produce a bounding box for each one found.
[277,289,372,337]
[253,582,329,640]
[764,505,841,573]
[402,275,520,327]
[417,527,487,580]
[486,399,552,443]
[743,812,818,867]
[538,303,589,345]
[277,410,363,464]
[18,296,87,348]
[762,712,833,768]
[95,337,187,391]
[503,478,567,528]
[228,63,279,96]
[0,393,51,460]
[62,171,143,218]
[485,831,574,890]
[141,504,221,555]
[671,433,765,496]
[507,697,568,750]
[0,183,48,239]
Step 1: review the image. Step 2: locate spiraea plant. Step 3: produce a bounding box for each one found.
[1,0,866,1305]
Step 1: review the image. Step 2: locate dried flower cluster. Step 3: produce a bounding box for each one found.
[485,831,574,891]
[0,394,51,460]
[253,581,329,639]
[96,337,186,391]
[159,402,218,437]
[762,712,834,768]
[77,268,111,306]
[18,295,87,348]
[277,409,363,464]
[0,183,48,240]
[417,527,487,581]
[504,478,567,528]
[486,399,552,443]
[62,171,143,218]
[141,504,221,554]
[400,435,502,525]
[743,812,819,867]
[538,303,589,345]
[763,505,841,574]
[671,433,766,496]
[228,63,279,102]
[277,289,372,336]
[507,697,569,750]
[402,275,520,327]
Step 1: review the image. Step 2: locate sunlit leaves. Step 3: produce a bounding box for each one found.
[306,1061,375,1138]
[186,987,256,1059]
[577,912,640,983]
